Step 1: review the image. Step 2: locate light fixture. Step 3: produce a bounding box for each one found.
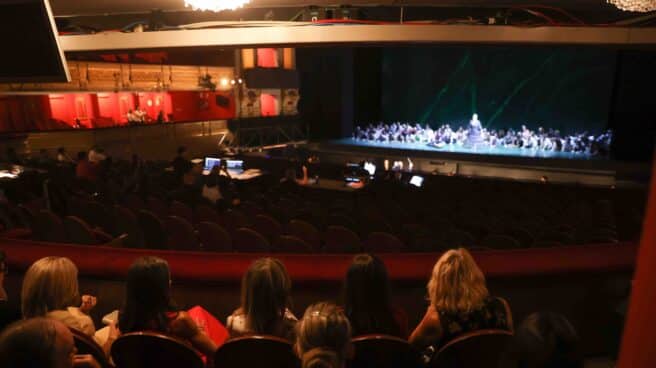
[184,0,250,12]
[238,78,243,84]
[220,78,229,87]
[230,79,236,85]
[607,0,656,12]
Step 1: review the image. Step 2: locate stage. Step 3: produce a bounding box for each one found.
[312,138,650,187]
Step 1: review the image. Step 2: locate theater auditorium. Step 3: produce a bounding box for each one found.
[0,0,655,367]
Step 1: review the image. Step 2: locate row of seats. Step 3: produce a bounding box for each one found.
[75,328,512,368]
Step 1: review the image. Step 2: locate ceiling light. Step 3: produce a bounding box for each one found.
[184,0,250,12]
[607,0,656,12]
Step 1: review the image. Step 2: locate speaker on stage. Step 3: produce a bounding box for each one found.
[215,94,230,108]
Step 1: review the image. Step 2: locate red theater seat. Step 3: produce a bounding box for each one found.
[429,329,513,368]
[214,335,299,368]
[324,225,361,253]
[364,232,404,253]
[274,235,313,253]
[165,216,199,251]
[252,214,283,245]
[197,221,232,252]
[111,332,204,368]
[287,219,321,250]
[233,227,270,253]
[170,201,193,224]
[70,328,111,368]
[350,334,423,368]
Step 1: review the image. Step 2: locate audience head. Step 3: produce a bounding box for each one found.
[177,146,187,157]
[240,257,292,334]
[21,257,80,318]
[508,312,582,368]
[120,256,172,333]
[343,254,399,336]
[57,147,65,155]
[295,302,352,368]
[428,248,488,314]
[76,152,86,161]
[0,318,76,368]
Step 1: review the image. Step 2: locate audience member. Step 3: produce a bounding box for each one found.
[21,257,116,351]
[503,312,583,368]
[119,256,222,357]
[295,302,352,368]
[37,149,53,166]
[75,152,98,182]
[342,254,408,338]
[0,317,101,368]
[56,147,73,164]
[87,147,106,164]
[409,248,512,350]
[0,250,21,331]
[227,257,297,340]
[172,146,191,179]
[169,165,204,207]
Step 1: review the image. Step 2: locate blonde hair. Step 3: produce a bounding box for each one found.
[427,248,489,314]
[295,302,351,368]
[241,258,292,334]
[21,257,80,318]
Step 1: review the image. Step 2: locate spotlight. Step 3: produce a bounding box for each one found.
[238,78,243,84]
[230,79,236,85]
[220,78,229,87]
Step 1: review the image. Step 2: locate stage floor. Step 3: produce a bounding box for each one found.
[332,138,607,161]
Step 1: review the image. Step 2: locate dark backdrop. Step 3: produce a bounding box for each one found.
[379,46,616,135]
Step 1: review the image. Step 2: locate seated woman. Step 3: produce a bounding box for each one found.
[295,302,352,368]
[342,254,408,338]
[21,256,118,354]
[502,312,582,368]
[119,256,224,357]
[227,258,297,340]
[409,248,512,350]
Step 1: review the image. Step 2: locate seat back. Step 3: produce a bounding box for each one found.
[350,334,423,368]
[194,204,221,224]
[364,232,404,253]
[110,332,204,368]
[123,194,145,213]
[83,201,114,234]
[274,235,313,253]
[70,327,111,368]
[170,201,194,224]
[222,209,251,234]
[164,216,199,251]
[214,335,299,368]
[137,210,168,249]
[233,227,270,253]
[324,225,362,253]
[113,205,144,248]
[33,210,66,242]
[197,221,232,252]
[146,197,169,218]
[64,216,97,245]
[287,219,321,250]
[252,214,283,244]
[429,329,513,368]
[444,229,476,247]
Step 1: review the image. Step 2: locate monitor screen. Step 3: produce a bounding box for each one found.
[409,175,424,187]
[226,159,244,170]
[204,157,221,171]
[0,0,70,83]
